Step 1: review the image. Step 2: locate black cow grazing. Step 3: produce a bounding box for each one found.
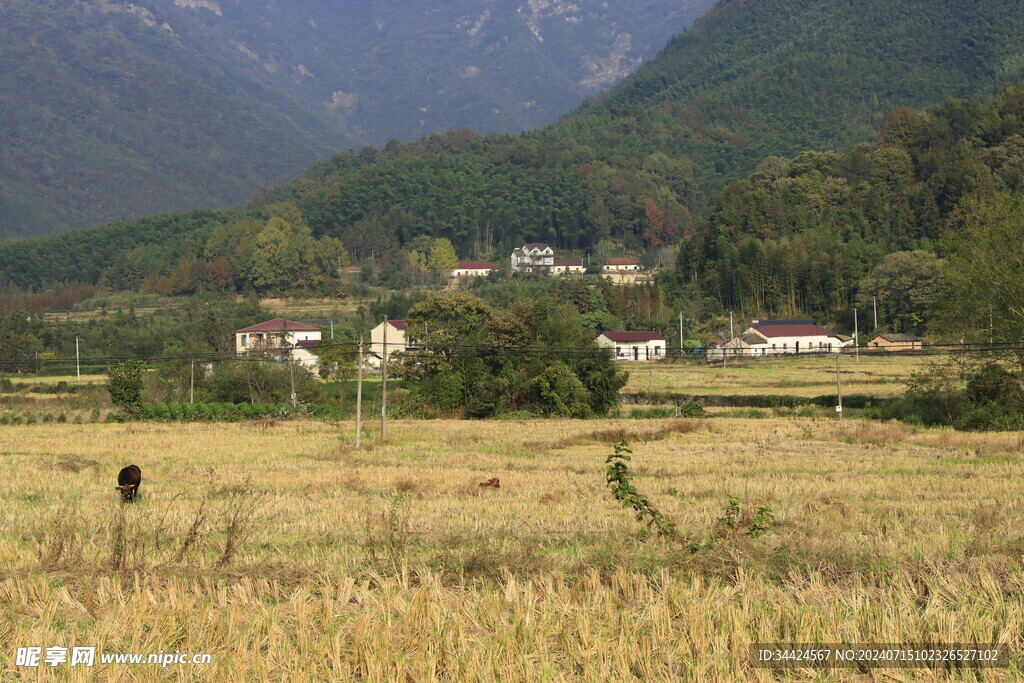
[115,465,142,502]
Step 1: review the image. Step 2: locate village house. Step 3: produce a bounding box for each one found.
[450,262,497,278]
[596,331,666,361]
[510,243,555,272]
[550,258,585,275]
[601,257,652,284]
[369,319,420,367]
[710,319,853,359]
[869,333,924,351]
[602,257,641,273]
[235,318,321,369]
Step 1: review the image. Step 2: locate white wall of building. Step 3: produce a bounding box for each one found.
[369,321,415,367]
[596,335,666,361]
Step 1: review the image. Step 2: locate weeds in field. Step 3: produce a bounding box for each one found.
[109,497,129,571]
[214,477,267,569]
[749,505,775,538]
[717,494,775,538]
[364,492,413,573]
[38,502,81,570]
[718,495,741,530]
[174,499,208,565]
[605,441,676,537]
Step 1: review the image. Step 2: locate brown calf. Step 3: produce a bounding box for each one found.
[115,465,142,502]
[478,478,500,489]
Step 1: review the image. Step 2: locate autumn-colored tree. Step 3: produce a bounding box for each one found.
[207,256,234,291]
[642,199,684,247]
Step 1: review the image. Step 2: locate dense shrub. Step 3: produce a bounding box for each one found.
[875,362,1024,431]
[107,361,145,419]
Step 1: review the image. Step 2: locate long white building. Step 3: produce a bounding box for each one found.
[711,319,853,359]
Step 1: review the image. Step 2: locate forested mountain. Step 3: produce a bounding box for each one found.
[665,84,1024,331]
[3,0,1024,298]
[0,0,712,239]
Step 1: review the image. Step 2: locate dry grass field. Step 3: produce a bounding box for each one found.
[2,417,1023,679]
[624,354,937,398]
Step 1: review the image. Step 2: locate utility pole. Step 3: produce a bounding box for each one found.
[990,306,994,347]
[75,336,80,382]
[330,320,334,340]
[725,311,734,369]
[854,309,859,362]
[872,296,878,331]
[288,345,297,409]
[679,312,684,360]
[381,318,388,440]
[835,353,843,422]
[356,336,364,448]
[648,354,653,392]
[190,360,195,404]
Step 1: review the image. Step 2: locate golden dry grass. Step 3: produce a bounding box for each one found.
[1,418,1023,679]
[624,354,934,398]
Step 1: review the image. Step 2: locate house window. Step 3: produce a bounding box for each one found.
[772,344,776,351]
[241,334,247,348]
[654,346,662,356]
[783,343,787,350]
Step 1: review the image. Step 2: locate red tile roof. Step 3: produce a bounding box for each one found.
[297,340,320,350]
[387,320,407,331]
[236,318,320,333]
[523,243,550,250]
[455,262,497,270]
[554,259,583,266]
[751,319,831,338]
[601,331,665,343]
[604,257,639,266]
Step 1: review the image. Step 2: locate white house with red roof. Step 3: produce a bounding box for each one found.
[235,318,322,369]
[369,319,420,367]
[450,262,497,278]
[713,319,853,358]
[596,331,666,361]
[510,243,555,272]
[602,257,641,273]
[551,258,585,275]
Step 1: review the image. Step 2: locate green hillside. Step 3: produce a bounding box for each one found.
[665,83,1024,325]
[2,0,1024,293]
[0,0,712,239]
[593,0,1024,156]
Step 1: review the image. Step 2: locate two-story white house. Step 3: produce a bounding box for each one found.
[450,262,497,278]
[235,318,321,369]
[550,258,585,275]
[596,331,666,361]
[369,319,420,367]
[510,243,555,272]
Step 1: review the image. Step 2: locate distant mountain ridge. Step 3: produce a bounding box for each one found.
[3,0,1024,294]
[0,0,714,239]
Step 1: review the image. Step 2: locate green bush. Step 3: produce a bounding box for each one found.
[679,401,706,417]
[107,361,145,420]
[966,363,1022,406]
